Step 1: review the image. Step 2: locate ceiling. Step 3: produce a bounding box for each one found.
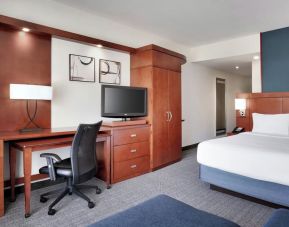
[53,0,289,47]
[198,54,259,76]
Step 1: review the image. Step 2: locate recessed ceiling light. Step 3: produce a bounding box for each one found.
[22,27,30,32]
[235,66,239,70]
[253,55,260,60]
[96,44,103,48]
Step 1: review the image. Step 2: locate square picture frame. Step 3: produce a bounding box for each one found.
[69,54,95,82]
[99,59,121,84]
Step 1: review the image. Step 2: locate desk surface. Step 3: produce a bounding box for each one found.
[0,127,111,141]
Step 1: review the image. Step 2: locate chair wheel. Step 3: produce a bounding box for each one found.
[25,213,31,218]
[48,209,56,215]
[96,188,102,194]
[88,201,95,209]
[40,197,48,203]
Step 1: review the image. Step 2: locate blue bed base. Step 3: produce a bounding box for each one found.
[199,164,289,207]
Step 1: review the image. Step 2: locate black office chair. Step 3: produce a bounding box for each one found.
[39,121,102,215]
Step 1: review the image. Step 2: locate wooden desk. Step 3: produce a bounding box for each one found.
[0,127,111,217]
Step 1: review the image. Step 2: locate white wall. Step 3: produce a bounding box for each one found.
[51,37,130,127]
[189,34,260,62]
[252,59,262,92]
[181,63,251,146]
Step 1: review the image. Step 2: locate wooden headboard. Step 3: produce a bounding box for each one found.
[236,92,289,131]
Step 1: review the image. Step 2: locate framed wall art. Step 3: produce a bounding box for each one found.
[69,54,95,82]
[99,59,121,84]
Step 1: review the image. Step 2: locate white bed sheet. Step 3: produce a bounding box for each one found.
[197,132,289,186]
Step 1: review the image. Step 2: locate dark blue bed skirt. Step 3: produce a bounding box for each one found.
[199,164,289,207]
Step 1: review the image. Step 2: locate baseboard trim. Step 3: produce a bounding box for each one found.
[182,143,199,151]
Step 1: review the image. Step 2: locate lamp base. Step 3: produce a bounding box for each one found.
[19,128,43,133]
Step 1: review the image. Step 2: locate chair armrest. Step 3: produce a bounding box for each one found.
[40,153,62,162]
[40,153,62,181]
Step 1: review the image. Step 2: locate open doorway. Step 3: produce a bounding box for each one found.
[216,78,226,136]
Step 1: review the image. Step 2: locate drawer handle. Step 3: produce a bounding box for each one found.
[130,134,137,138]
[131,164,137,169]
[130,149,137,153]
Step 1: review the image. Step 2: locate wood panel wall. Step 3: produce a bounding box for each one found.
[236,92,289,131]
[0,25,51,131]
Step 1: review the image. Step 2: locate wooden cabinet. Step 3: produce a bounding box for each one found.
[131,45,186,170]
[168,70,182,163]
[108,124,150,183]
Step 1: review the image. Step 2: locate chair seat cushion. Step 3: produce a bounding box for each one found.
[89,194,240,227]
[54,158,71,169]
[39,158,72,177]
[264,208,289,227]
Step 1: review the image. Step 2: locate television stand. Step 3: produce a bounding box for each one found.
[102,119,147,127]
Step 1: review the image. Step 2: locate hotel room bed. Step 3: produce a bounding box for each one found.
[197,132,289,207]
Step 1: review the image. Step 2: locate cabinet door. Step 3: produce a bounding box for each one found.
[168,71,182,162]
[152,67,169,168]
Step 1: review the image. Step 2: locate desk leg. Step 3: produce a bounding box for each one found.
[105,137,111,189]
[9,146,16,202]
[0,140,4,217]
[23,148,32,218]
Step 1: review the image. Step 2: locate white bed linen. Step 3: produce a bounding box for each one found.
[197,132,289,186]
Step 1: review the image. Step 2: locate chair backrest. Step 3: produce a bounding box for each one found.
[71,121,102,185]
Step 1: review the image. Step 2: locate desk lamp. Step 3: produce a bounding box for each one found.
[10,84,53,132]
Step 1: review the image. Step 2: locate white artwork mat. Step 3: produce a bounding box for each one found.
[69,54,95,82]
[99,59,121,84]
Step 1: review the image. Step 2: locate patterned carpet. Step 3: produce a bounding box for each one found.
[0,149,274,227]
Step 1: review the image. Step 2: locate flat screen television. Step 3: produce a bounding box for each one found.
[101,85,147,118]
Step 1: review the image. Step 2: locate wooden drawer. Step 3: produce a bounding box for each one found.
[113,156,150,181]
[113,126,150,146]
[114,141,149,162]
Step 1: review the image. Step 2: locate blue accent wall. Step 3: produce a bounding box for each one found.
[262,27,289,92]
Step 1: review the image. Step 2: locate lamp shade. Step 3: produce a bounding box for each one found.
[235,98,246,110]
[10,84,53,100]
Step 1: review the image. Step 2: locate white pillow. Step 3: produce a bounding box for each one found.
[252,113,289,136]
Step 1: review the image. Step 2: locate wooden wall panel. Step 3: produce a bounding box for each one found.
[236,116,250,132]
[0,26,51,131]
[250,98,283,114]
[282,98,289,113]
